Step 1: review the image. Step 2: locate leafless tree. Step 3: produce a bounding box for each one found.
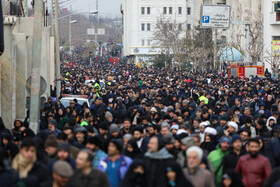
[185,26,213,72]
[265,51,280,78]
[153,16,186,67]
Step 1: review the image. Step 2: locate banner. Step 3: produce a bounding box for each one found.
[272,40,280,56]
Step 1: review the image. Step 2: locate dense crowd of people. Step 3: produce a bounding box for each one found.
[0,58,280,187]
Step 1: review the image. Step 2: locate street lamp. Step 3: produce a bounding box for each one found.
[69,19,77,53]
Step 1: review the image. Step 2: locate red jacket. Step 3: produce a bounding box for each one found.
[236,154,271,187]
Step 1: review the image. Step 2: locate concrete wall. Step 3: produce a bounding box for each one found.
[0,16,51,129]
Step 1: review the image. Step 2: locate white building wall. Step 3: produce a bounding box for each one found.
[122,0,186,63]
[263,0,280,71]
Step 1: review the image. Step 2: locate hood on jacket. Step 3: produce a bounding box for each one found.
[145,147,173,159]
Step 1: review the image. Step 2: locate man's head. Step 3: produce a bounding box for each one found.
[147,136,162,153]
[20,138,37,161]
[219,137,231,152]
[239,129,250,142]
[45,135,58,157]
[76,149,95,171]
[231,134,242,151]
[86,136,103,152]
[123,119,131,130]
[75,126,87,144]
[133,127,144,141]
[53,160,73,187]
[63,127,74,141]
[248,138,260,158]
[161,122,170,136]
[48,119,57,133]
[108,139,123,156]
[186,146,203,169]
[57,143,71,161]
[227,121,238,134]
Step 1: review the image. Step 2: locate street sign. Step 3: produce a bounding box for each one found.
[200,5,231,28]
[87,28,105,35]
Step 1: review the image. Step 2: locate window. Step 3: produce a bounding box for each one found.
[187,24,191,30]
[163,7,167,14]
[147,7,151,14]
[141,7,145,14]
[147,39,151,46]
[142,39,145,46]
[178,23,182,30]
[187,7,191,15]
[141,23,145,31]
[178,7,182,14]
[147,23,151,31]
[169,7,173,14]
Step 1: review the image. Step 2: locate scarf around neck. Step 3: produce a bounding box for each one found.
[12,153,36,178]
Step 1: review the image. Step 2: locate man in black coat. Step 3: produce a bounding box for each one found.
[144,136,174,187]
[222,134,246,173]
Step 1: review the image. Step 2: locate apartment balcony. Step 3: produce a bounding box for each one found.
[270,12,280,24]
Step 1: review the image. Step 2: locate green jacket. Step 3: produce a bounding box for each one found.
[208,147,229,187]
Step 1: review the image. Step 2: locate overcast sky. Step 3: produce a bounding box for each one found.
[53,0,123,18]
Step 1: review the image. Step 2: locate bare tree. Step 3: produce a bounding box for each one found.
[247,15,263,62]
[185,26,213,72]
[265,52,280,78]
[153,16,186,67]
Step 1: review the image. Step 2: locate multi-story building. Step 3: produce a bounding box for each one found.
[122,0,186,64]
[263,0,280,71]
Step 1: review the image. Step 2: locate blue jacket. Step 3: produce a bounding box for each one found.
[92,149,108,168]
[97,155,132,180]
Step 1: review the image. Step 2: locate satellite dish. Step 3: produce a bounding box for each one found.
[25,76,47,96]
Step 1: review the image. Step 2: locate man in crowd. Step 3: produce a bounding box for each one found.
[183,146,215,187]
[98,139,132,187]
[52,160,73,187]
[70,149,110,187]
[236,138,271,187]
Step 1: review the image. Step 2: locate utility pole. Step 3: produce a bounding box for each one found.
[29,0,43,133]
[24,0,28,17]
[51,0,54,36]
[55,0,61,99]
[213,29,217,70]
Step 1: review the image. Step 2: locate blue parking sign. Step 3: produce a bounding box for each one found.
[202,16,210,23]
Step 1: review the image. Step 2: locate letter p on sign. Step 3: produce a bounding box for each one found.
[202,16,210,23]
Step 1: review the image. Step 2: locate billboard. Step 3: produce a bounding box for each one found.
[200,5,231,28]
[87,28,105,36]
[272,40,280,56]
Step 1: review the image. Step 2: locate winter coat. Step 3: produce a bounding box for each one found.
[222,148,246,173]
[69,168,110,187]
[183,167,214,187]
[236,154,271,187]
[208,146,229,187]
[97,155,133,180]
[0,165,18,187]
[270,137,280,165]
[144,148,174,187]
[264,167,280,187]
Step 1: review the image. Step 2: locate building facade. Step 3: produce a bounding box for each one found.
[122,0,186,64]
[263,0,280,71]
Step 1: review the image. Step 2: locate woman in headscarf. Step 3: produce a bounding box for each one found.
[123,139,143,159]
[120,159,147,187]
[200,134,216,155]
[164,161,194,187]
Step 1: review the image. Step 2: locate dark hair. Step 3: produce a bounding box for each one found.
[20,138,36,149]
[123,118,131,123]
[248,138,260,146]
[80,149,94,162]
[57,133,68,141]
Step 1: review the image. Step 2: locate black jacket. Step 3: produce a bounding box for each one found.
[69,168,110,187]
[222,148,246,173]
